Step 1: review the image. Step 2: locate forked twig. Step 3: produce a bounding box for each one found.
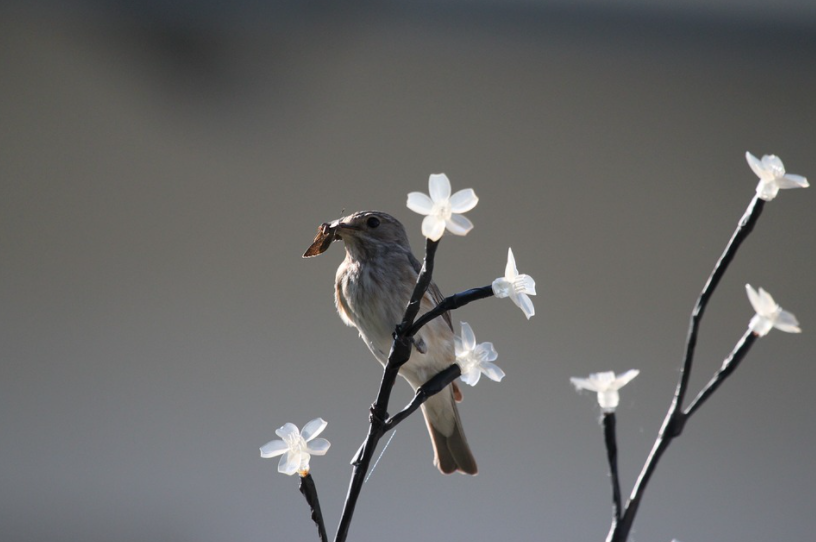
[607,195,765,542]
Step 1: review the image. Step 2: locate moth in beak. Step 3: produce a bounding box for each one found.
[303,220,340,257]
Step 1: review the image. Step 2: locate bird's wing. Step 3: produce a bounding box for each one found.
[428,281,454,332]
[407,251,453,332]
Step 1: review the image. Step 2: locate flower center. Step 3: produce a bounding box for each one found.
[432,200,452,220]
[283,433,306,453]
[762,155,785,178]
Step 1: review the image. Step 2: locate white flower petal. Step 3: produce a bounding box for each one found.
[573,369,638,411]
[449,188,479,213]
[300,418,327,442]
[505,248,518,280]
[746,151,768,179]
[259,439,289,458]
[460,322,476,351]
[608,369,639,390]
[756,287,778,315]
[761,154,785,177]
[482,362,506,382]
[307,438,331,455]
[518,274,536,295]
[429,173,451,202]
[407,192,434,215]
[454,336,464,357]
[593,371,616,387]
[496,249,536,318]
[262,419,331,475]
[516,292,535,319]
[445,213,474,236]
[747,285,800,335]
[454,322,502,386]
[774,309,801,333]
[276,422,299,440]
[408,174,477,240]
[776,174,809,189]
[746,152,808,200]
[422,215,446,241]
[571,370,638,405]
[278,450,300,475]
[745,284,762,313]
[570,376,596,392]
[479,342,498,362]
[460,367,481,386]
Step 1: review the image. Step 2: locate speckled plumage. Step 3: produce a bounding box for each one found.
[325,211,477,475]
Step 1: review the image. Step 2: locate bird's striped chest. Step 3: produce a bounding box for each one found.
[335,257,406,359]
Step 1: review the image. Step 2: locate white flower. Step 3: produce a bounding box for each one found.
[260,418,331,476]
[746,151,808,201]
[454,322,504,386]
[406,173,479,241]
[745,284,801,337]
[570,370,639,412]
[492,248,536,319]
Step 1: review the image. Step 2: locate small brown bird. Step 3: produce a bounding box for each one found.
[304,210,477,475]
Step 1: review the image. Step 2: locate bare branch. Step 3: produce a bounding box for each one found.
[299,474,328,542]
[608,195,765,542]
[684,330,757,419]
[384,365,462,431]
[602,413,623,522]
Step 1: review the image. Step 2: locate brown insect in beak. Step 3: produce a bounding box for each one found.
[302,222,338,257]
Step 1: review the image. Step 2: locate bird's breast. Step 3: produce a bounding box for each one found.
[335,258,408,360]
[334,252,454,383]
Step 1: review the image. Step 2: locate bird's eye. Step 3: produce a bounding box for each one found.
[366,216,380,228]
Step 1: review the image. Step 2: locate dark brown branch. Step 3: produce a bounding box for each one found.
[334,239,500,542]
[398,239,440,334]
[608,195,765,542]
[299,474,328,542]
[384,365,462,431]
[335,238,443,542]
[683,330,757,419]
[334,333,413,542]
[674,195,764,414]
[602,413,622,522]
[408,286,495,337]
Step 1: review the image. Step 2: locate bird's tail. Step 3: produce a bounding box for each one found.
[421,384,478,475]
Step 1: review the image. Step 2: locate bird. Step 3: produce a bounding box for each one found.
[303,210,477,475]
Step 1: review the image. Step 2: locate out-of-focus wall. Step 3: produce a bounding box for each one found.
[2,3,815,541]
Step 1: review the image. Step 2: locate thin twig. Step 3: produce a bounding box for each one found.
[299,474,328,542]
[602,413,622,522]
[683,330,757,419]
[334,239,497,542]
[607,195,765,542]
[384,365,462,431]
[674,195,764,415]
[335,238,441,542]
[408,286,494,337]
[334,328,413,542]
[399,239,440,333]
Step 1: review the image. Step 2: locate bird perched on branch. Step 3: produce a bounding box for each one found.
[303,210,477,475]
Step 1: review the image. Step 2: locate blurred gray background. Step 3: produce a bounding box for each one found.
[2,2,815,541]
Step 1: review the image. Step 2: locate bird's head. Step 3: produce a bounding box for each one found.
[303,211,410,259]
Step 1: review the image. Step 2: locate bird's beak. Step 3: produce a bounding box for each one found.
[303,218,358,258]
